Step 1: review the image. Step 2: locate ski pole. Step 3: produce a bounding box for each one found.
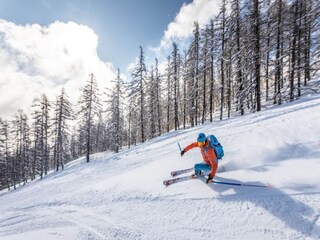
[174,135,182,152]
[212,180,270,188]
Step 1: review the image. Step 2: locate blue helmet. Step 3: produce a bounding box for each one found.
[197,133,206,142]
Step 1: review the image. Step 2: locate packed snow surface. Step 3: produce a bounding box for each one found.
[1,95,320,240]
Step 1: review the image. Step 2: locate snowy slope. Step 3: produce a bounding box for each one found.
[0,95,320,240]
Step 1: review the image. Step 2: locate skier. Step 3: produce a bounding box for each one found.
[180,133,217,184]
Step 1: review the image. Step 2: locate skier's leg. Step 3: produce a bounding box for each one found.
[210,162,218,177]
[194,163,212,176]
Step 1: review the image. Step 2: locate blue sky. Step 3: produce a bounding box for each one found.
[0,0,221,118]
[0,0,192,72]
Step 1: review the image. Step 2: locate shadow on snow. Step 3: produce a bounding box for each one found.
[201,175,320,238]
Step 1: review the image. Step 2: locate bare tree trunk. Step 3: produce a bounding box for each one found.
[220,0,226,120]
[253,0,261,111]
[290,1,298,102]
[209,20,215,122]
[275,0,283,105]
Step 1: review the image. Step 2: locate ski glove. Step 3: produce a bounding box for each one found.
[206,174,213,184]
[180,149,186,157]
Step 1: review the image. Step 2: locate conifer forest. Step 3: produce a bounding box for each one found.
[0,0,319,191]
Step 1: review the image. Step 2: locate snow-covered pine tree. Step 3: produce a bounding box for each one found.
[263,0,272,102]
[146,66,157,138]
[199,26,210,123]
[164,56,172,132]
[145,59,164,137]
[129,46,147,143]
[184,22,201,126]
[154,58,162,136]
[304,0,316,90]
[31,94,51,178]
[0,119,11,190]
[78,74,101,163]
[192,22,200,125]
[12,109,31,189]
[105,68,125,153]
[219,0,227,120]
[181,52,188,128]
[184,51,195,127]
[274,0,285,105]
[207,19,217,121]
[230,0,245,115]
[289,0,318,98]
[171,41,181,130]
[53,88,73,170]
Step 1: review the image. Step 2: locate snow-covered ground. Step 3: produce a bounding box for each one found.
[1,94,320,240]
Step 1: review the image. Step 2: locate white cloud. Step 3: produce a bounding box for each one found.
[0,20,116,119]
[150,0,221,55]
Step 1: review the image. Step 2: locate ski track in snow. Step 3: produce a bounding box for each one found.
[0,95,320,239]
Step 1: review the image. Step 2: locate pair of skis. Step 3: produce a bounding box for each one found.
[163,168,195,186]
[163,168,269,188]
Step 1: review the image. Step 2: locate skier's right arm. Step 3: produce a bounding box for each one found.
[180,149,186,156]
[181,142,198,157]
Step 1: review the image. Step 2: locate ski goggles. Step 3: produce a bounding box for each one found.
[197,141,206,147]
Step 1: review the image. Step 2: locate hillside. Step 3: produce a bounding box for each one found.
[0,94,320,240]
